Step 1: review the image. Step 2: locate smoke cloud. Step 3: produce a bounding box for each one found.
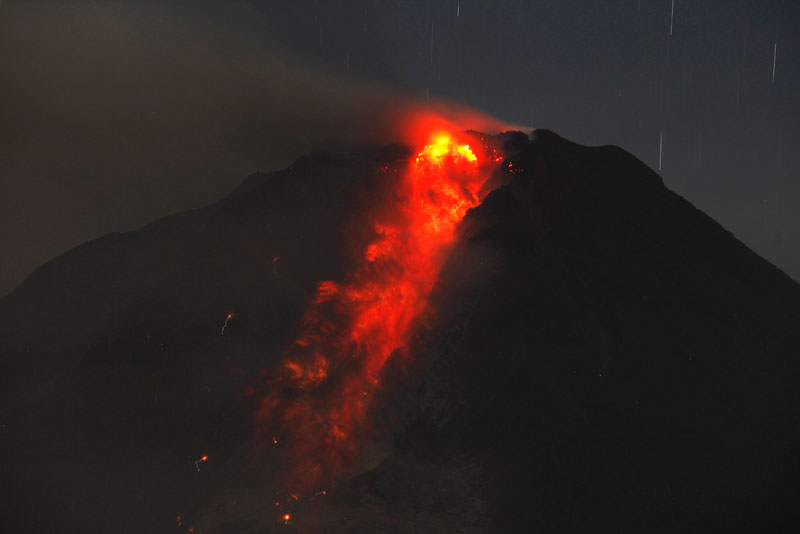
[0,0,512,297]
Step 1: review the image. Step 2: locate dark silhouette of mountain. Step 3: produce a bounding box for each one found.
[1,130,798,533]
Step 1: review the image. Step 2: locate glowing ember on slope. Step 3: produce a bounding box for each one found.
[194,455,208,472]
[259,131,500,492]
[221,312,234,335]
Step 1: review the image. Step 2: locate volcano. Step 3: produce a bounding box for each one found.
[1,129,798,533]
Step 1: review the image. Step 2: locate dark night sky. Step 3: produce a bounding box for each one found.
[1,0,798,297]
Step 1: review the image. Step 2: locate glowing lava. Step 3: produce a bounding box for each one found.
[259,131,499,491]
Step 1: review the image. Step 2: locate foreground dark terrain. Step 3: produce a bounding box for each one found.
[1,130,798,532]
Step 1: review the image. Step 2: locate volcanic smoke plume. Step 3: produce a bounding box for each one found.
[257,131,503,492]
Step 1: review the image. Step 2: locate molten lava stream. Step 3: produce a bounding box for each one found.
[259,132,498,492]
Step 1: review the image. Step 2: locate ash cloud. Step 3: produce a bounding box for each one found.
[0,0,511,297]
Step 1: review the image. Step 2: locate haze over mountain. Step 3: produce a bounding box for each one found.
[1,129,798,532]
[3,0,799,299]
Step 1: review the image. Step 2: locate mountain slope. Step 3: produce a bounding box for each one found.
[413,129,800,532]
[1,131,798,533]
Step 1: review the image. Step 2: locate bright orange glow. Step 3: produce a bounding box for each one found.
[414,133,478,167]
[259,130,500,492]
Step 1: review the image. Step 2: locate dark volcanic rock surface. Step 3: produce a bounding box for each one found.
[1,131,798,533]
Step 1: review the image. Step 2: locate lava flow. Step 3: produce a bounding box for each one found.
[259,131,500,492]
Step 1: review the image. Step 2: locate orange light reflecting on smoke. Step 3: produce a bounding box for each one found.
[260,130,497,491]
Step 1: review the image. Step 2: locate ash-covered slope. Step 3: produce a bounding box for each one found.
[406,130,800,533]
[0,144,412,533]
[1,131,798,533]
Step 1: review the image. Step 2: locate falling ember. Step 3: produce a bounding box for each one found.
[310,490,327,501]
[259,130,500,491]
[194,455,208,472]
[221,313,234,335]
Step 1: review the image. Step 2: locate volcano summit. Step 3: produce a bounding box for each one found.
[1,129,798,533]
